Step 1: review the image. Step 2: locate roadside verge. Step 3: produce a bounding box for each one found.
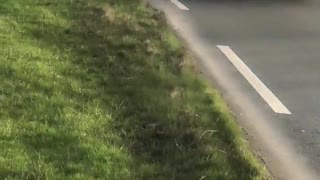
[0,0,268,179]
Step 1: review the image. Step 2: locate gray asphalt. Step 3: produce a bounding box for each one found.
[150,0,320,179]
[182,0,320,168]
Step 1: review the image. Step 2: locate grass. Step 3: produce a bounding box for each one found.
[0,0,269,179]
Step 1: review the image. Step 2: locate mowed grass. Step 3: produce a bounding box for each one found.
[0,0,268,179]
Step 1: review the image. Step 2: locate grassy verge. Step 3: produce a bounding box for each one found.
[0,0,268,179]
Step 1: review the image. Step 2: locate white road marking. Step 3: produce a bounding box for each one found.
[170,0,189,10]
[217,45,291,115]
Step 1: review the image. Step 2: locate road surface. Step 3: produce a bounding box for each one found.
[149,0,320,179]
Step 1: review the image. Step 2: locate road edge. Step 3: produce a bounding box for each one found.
[147,0,319,179]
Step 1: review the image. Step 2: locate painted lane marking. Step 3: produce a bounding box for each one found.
[217,45,291,115]
[170,0,189,11]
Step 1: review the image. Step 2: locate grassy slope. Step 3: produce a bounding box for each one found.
[0,0,268,179]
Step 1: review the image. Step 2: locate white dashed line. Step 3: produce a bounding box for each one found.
[170,0,189,10]
[217,45,291,115]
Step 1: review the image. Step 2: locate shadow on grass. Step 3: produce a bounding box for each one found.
[3,0,263,179]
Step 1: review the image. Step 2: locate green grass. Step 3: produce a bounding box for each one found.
[0,0,269,179]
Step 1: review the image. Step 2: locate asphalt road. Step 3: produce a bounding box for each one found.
[149,0,320,179]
